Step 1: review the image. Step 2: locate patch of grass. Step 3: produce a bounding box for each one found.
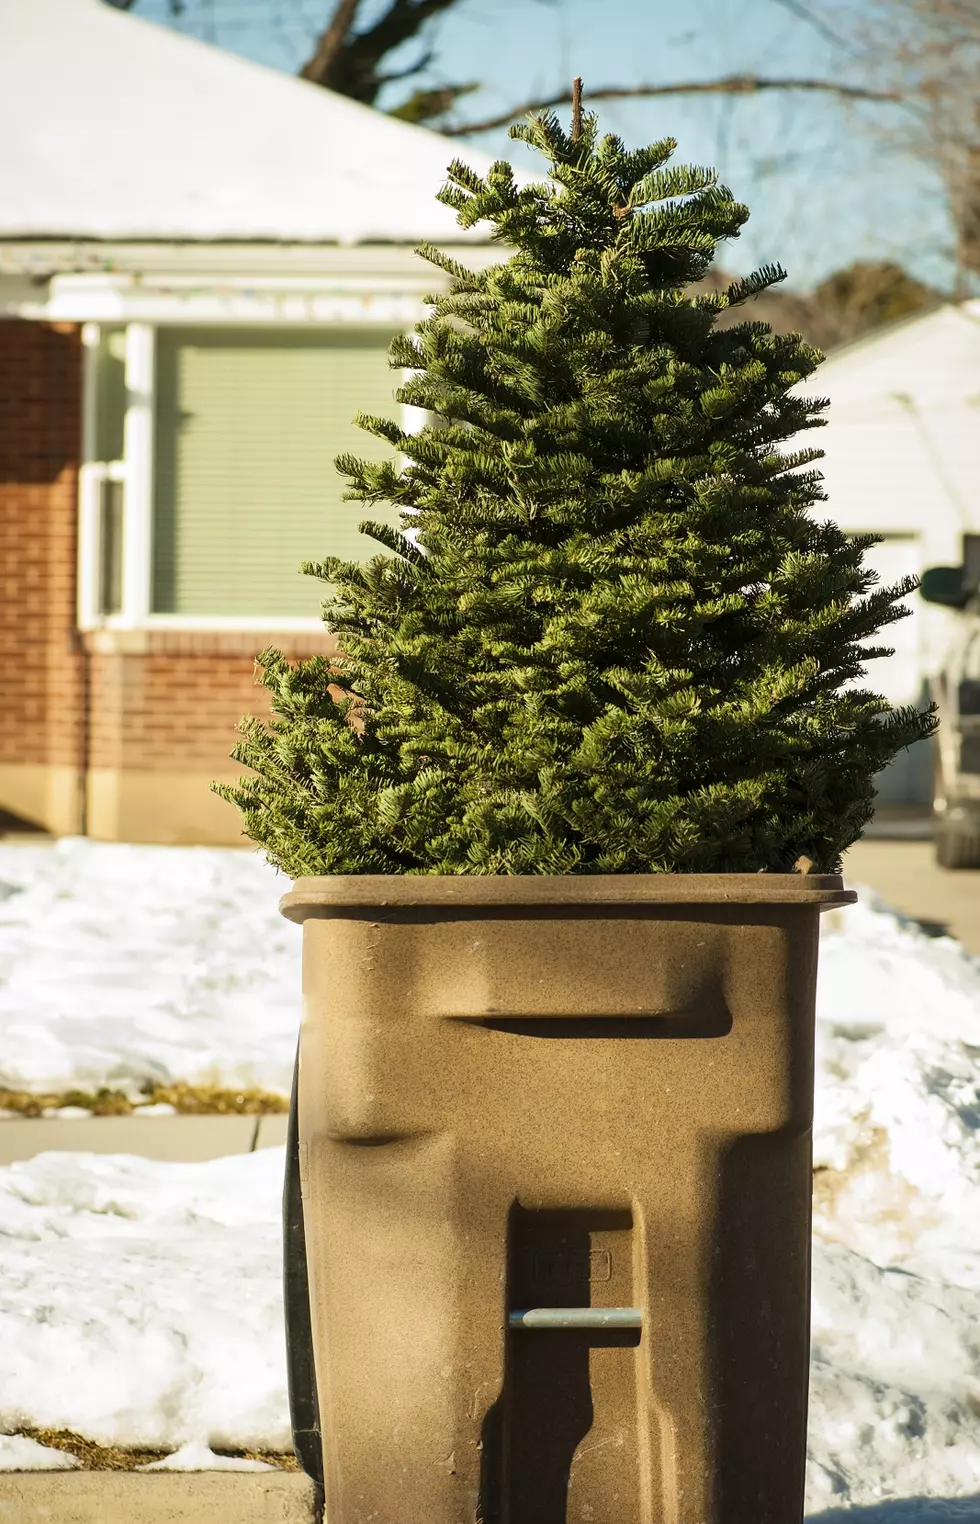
[220,1448,301,1471]
[0,1088,133,1118]
[11,1427,300,1471]
[0,1083,288,1117]
[13,1428,167,1469]
[147,1082,288,1116]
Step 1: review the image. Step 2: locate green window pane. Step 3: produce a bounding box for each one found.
[152,328,402,618]
[99,478,124,616]
[96,328,127,464]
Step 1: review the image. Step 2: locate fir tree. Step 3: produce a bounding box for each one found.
[215,103,936,877]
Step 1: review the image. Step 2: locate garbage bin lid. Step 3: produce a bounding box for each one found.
[280,873,856,922]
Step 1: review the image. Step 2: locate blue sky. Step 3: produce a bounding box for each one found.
[129,0,949,290]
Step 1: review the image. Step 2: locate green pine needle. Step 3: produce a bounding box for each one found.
[214,109,936,878]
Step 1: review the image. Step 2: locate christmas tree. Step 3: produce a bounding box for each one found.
[216,93,935,877]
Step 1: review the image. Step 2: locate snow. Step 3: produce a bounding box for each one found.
[0,0,503,244]
[0,838,299,1098]
[803,895,980,1511]
[0,1149,290,1455]
[141,1440,274,1472]
[0,1434,79,1470]
[814,894,980,1287]
[1,838,979,1513]
[807,1246,980,1511]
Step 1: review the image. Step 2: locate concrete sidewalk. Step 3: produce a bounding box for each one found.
[0,1112,288,1165]
[0,1470,318,1523]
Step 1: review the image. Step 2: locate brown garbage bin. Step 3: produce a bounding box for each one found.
[280,872,854,1524]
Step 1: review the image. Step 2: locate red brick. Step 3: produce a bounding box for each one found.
[0,319,341,821]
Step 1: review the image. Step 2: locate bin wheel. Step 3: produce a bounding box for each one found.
[935,821,980,870]
[283,1046,324,1491]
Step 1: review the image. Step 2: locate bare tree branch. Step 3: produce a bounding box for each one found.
[445,75,905,138]
[825,0,980,284]
[376,50,437,86]
[300,0,461,104]
[107,0,187,10]
[767,0,850,48]
[300,0,362,87]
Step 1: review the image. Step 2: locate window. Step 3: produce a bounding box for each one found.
[85,324,404,625]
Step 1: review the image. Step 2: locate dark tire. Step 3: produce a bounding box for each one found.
[283,1046,324,1493]
[935,820,980,870]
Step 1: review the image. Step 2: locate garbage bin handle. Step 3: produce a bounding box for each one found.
[508,1307,642,1329]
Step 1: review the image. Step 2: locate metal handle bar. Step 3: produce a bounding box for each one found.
[508,1307,642,1330]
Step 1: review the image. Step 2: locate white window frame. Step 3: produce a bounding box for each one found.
[120,322,154,626]
[77,322,105,631]
[77,318,423,633]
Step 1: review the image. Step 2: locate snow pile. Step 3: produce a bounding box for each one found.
[0,1148,289,1456]
[805,892,980,1512]
[814,894,980,1287]
[807,1244,980,1511]
[142,1440,275,1472]
[0,838,298,1097]
[0,1433,78,1469]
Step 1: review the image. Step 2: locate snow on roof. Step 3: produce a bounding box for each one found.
[0,0,504,244]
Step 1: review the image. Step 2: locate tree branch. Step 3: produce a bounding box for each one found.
[444,75,904,137]
[302,0,460,102]
[300,0,362,87]
[388,82,479,124]
[767,0,850,48]
[376,49,437,86]
[107,0,184,9]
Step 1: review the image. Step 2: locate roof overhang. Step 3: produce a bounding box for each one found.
[0,239,503,324]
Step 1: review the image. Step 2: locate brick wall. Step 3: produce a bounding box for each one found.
[0,318,338,839]
[85,629,337,777]
[82,628,339,842]
[0,319,84,787]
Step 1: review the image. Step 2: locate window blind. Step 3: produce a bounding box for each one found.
[152,328,402,618]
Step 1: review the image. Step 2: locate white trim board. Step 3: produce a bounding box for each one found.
[11,275,433,326]
[88,616,328,637]
[0,240,503,278]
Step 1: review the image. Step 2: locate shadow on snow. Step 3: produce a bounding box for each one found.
[810,1496,980,1522]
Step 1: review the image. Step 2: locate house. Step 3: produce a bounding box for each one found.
[3,3,973,845]
[807,301,980,803]
[0,0,502,845]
